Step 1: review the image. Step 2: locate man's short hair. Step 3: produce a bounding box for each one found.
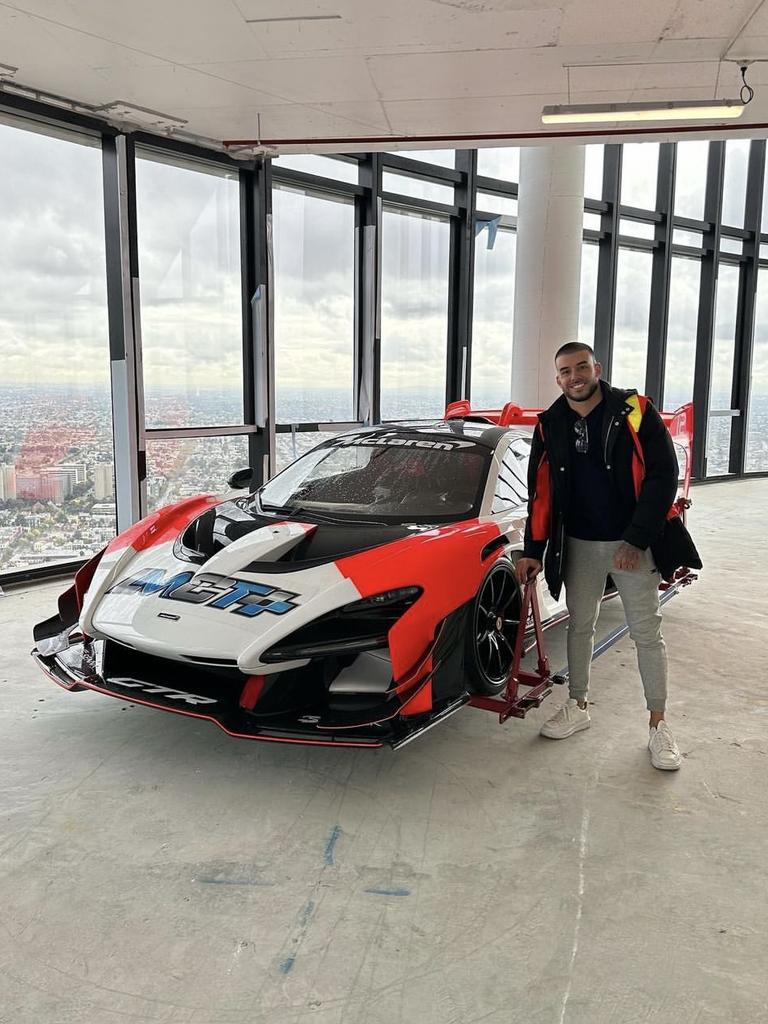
[554,341,596,363]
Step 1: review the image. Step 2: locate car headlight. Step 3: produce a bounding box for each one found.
[261,586,422,663]
[338,586,422,612]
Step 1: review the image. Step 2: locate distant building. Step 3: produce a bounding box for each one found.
[94,463,114,500]
[38,468,73,500]
[17,472,59,501]
[58,463,87,486]
[0,465,16,500]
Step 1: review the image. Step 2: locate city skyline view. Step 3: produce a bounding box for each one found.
[2,118,768,575]
[2,382,766,574]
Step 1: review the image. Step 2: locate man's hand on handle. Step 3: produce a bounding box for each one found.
[516,557,542,586]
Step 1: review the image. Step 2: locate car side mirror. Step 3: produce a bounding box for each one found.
[227,467,253,490]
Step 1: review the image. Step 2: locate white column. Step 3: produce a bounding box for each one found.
[511,145,585,408]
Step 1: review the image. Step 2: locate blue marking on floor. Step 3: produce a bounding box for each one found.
[323,824,342,866]
[197,877,274,886]
[298,900,316,926]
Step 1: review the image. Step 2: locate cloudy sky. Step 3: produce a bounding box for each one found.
[1,116,767,440]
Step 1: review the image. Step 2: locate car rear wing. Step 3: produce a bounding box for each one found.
[659,404,693,500]
[445,399,695,499]
[444,399,541,427]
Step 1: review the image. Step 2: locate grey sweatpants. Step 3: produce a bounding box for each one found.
[564,537,668,713]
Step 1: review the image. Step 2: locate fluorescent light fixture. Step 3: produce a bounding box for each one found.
[541,100,745,124]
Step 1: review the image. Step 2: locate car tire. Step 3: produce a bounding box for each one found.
[465,558,522,696]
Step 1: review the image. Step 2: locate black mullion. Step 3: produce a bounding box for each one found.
[239,167,262,490]
[475,175,519,198]
[358,154,382,424]
[619,206,664,223]
[446,149,476,407]
[594,145,622,375]
[730,139,765,474]
[132,131,243,170]
[353,192,363,424]
[102,133,144,528]
[380,154,461,184]
[246,158,273,485]
[380,193,457,218]
[692,141,724,480]
[0,90,115,136]
[646,144,675,406]
[270,166,364,198]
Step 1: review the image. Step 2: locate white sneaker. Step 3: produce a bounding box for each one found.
[648,721,682,771]
[540,699,591,740]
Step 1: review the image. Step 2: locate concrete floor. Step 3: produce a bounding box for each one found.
[1,479,767,1024]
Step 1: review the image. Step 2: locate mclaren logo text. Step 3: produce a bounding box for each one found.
[108,570,299,617]
[331,433,475,451]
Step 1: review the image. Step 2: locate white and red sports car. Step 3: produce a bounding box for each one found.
[32,402,695,749]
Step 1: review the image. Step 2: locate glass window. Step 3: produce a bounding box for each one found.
[382,171,454,204]
[583,211,602,231]
[618,144,663,209]
[746,269,768,472]
[721,139,750,228]
[673,229,703,249]
[476,192,517,217]
[761,161,768,234]
[272,186,355,423]
[389,150,455,168]
[491,439,530,514]
[705,414,732,477]
[275,429,346,474]
[259,435,490,524]
[380,210,450,420]
[706,263,740,476]
[674,141,709,221]
[272,154,358,183]
[136,152,243,429]
[620,143,659,210]
[711,264,739,409]
[146,434,250,511]
[477,147,520,182]
[719,237,743,255]
[611,249,653,390]
[584,145,604,201]
[663,258,701,410]
[578,243,599,347]
[0,120,113,574]
[619,219,655,239]
[471,227,516,407]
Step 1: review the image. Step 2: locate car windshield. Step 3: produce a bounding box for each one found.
[255,433,491,524]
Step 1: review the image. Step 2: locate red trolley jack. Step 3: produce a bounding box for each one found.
[468,581,562,724]
[468,561,698,725]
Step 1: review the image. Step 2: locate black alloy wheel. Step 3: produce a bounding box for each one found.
[466,559,522,695]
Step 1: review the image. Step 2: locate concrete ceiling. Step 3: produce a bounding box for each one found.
[2,0,768,153]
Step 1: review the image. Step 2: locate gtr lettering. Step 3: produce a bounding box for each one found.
[108,570,299,617]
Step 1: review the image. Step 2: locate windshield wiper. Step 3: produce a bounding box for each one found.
[264,503,391,528]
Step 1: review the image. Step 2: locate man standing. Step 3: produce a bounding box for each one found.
[516,342,684,770]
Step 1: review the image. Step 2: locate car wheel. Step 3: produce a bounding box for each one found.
[466,558,522,696]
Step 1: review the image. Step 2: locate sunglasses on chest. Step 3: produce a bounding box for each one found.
[573,417,589,454]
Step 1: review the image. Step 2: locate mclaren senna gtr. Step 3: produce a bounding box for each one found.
[31,401,695,750]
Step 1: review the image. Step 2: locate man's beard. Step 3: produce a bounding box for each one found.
[567,380,600,403]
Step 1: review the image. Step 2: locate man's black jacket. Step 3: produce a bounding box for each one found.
[522,381,682,600]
